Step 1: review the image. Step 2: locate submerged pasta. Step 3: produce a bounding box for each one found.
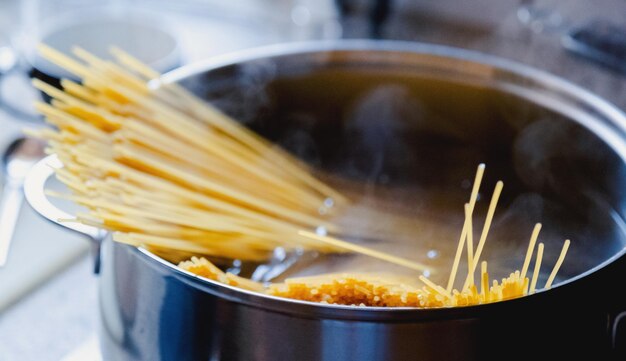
[180,165,571,308]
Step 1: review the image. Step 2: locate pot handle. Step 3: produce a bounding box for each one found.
[24,154,105,273]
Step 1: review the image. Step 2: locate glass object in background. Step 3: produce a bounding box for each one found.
[289,0,342,40]
[517,0,565,33]
[0,0,182,122]
[136,0,341,61]
[563,20,626,74]
[1,0,341,122]
[0,36,18,76]
[17,0,181,89]
[0,33,27,119]
[335,0,392,38]
[516,0,626,75]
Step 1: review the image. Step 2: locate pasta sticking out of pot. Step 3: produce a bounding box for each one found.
[28,44,427,270]
[180,164,571,308]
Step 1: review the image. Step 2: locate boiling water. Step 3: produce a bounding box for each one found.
[182,65,626,289]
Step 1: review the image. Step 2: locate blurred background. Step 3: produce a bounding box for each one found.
[1,0,626,359]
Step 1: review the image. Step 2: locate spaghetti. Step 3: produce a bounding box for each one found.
[182,165,571,308]
[31,45,571,307]
[30,44,427,270]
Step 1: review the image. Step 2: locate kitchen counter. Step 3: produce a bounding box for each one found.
[0,256,98,361]
[1,0,626,359]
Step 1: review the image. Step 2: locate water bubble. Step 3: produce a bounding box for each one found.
[273,247,287,260]
[422,270,431,278]
[227,259,242,275]
[315,226,328,236]
[427,249,439,259]
[323,198,334,208]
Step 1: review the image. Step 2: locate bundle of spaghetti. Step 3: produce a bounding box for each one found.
[181,164,572,308]
[29,45,432,272]
[29,44,356,261]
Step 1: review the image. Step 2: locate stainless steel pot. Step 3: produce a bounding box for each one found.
[25,40,626,360]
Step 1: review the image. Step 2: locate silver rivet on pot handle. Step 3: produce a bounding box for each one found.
[24,154,105,273]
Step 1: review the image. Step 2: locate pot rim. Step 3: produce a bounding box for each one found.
[136,39,626,318]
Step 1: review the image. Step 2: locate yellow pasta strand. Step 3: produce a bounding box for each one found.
[446,163,484,292]
[529,243,545,294]
[520,223,541,281]
[544,239,570,289]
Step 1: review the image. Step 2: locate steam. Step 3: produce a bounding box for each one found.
[341,84,423,182]
[278,113,322,166]
[511,117,625,280]
[513,118,606,197]
[182,58,277,126]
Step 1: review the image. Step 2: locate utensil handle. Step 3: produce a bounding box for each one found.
[0,181,23,266]
[23,154,105,273]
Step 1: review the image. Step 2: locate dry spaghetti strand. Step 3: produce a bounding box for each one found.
[31,44,451,271]
[31,44,350,260]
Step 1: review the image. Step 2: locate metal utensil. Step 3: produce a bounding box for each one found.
[0,136,45,266]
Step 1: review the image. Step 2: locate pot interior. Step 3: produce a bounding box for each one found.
[168,45,626,289]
